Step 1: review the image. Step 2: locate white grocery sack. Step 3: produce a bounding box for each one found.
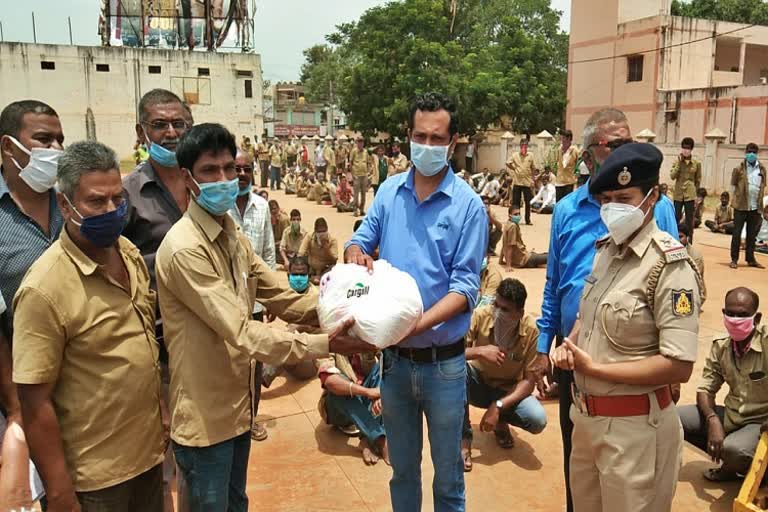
[317,259,423,349]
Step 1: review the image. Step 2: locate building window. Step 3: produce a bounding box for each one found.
[198,67,210,76]
[627,55,644,82]
[96,64,110,72]
[148,65,162,74]
[40,61,55,70]
[236,69,253,78]
[244,80,253,98]
[170,77,211,105]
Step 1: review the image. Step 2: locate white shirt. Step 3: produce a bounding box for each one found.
[481,179,500,198]
[578,160,590,176]
[532,183,556,209]
[315,145,326,166]
[466,143,475,158]
[229,192,276,314]
[747,161,762,211]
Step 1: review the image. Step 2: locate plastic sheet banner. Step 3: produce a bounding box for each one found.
[99,0,250,50]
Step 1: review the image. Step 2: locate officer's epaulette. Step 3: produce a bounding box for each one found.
[595,234,611,248]
[651,231,687,263]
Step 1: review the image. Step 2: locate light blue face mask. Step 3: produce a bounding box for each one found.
[410,141,450,176]
[144,130,178,167]
[511,215,521,224]
[191,176,239,216]
[288,274,309,293]
[746,152,758,165]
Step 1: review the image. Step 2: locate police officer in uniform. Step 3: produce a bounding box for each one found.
[552,143,703,512]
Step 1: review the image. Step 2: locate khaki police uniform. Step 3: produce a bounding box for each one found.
[670,157,701,202]
[506,152,535,188]
[569,219,702,512]
[387,153,410,176]
[323,145,336,176]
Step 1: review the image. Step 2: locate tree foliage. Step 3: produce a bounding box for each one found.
[671,0,768,26]
[299,0,568,138]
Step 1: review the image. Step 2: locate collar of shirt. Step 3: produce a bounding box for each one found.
[575,177,601,209]
[59,227,140,293]
[620,220,656,260]
[400,166,456,200]
[187,198,239,253]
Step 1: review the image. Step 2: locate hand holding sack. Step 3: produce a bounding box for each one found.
[317,260,423,349]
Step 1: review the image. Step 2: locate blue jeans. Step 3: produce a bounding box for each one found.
[173,432,251,512]
[381,349,467,512]
[462,364,547,441]
[269,165,282,189]
[325,362,386,444]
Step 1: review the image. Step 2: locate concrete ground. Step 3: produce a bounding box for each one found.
[240,185,768,511]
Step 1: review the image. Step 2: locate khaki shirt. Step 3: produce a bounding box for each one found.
[315,352,378,423]
[349,147,372,177]
[156,200,329,447]
[257,142,270,161]
[556,145,580,187]
[13,229,164,491]
[297,177,309,197]
[732,161,767,211]
[506,152,535,188]
[280,226,307,255]
[698,325,768,433]
[467,307,539,390]
[299,232,339,274]
[285,143,298,157]
[479,261,503,298]
[499,222,529,267]
[335,145,349,167]
[273,211,290,244]
[670,157,702,201]
[715,205,734,225]
[269,145,284,167]
[388,153,410,176]
[323,146,336,172]
[575,221,701,397]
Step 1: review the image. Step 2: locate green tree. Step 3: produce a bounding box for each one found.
[671,0,768,25]
[299,44,351,105]
[300,0,568,138]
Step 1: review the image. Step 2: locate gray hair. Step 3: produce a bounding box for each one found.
[582,108,628,148]
[58,140,120,198]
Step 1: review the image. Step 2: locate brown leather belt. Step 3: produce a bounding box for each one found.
[571,385,672,417]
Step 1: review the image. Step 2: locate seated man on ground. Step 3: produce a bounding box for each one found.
[315,350,387,466]
[678,287,766,481]
[279,209,306,270]
[530,172,556,214]
[284,169,297,194]
[481,174,501,205]
[299,217,339,285]
[461,278,547,471]
[498,206,547,270]
[311,172,335,206]
[297,172,310,198]
[482,195,503,256]
[705,191,735,235]
[679,223,706,302]
[335,174,355,213]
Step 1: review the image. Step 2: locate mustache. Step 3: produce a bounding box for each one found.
[160,138,180,147]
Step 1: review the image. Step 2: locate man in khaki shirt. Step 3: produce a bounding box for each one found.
[705,191,735,234]
[156,124,373,510]
[299,217,339,284]
[256,137,270,188]
[349,137,372,216]
[335,140,349,174]
[498,206,547,270]
[670,137,702,242]
[679,287,766,482]
[268,138,285,190]
[555,130,579,201]
[387,143,410,176]
[14,141,165,511]
[323,136,336,176]
[506,139,535,225]
[279,208,307,264]
[461,279,547,470]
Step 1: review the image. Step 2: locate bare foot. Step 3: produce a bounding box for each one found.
[374,435,390,465]
[461,438,473,472]
[361,438,379,465]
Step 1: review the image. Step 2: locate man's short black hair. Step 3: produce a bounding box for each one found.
[496,278,527,308]
[138,88,191,124]
[721,191,730,199]
[681,137,695,149]
[268,199,279,210]
[289,255,309,273]
[290,209,301,218]
[0,100,58,139]
[678,223,690,237]
[725,287,760,312]
[697,187,708,198]
[747,142,760,153]
[176,123,236,171]
[562,129,573,140]
[315,217,328,231]
[409,92,458,137]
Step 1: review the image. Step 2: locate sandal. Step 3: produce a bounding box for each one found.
[461,446,473,472]
[494,428,515,449]
[703,467,739,482]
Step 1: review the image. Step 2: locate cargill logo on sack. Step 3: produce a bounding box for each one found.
[347,282,370,299]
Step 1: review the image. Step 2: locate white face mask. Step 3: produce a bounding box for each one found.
[7,136,62,193]
[493,307,519,349]
[411,141,450,177]
[599,188,654,245]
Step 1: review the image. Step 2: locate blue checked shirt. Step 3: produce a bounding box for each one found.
[347,168,488,348]
[536,181,679,353]
[0,168,63,336]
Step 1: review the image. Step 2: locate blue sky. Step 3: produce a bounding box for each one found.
[0,0,571,82]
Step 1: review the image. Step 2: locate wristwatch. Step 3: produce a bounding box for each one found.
[495,400,504,410]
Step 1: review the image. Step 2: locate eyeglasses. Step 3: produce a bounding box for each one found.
[235,165,254,174]
[143,120,190,132]
[588,138,634,151]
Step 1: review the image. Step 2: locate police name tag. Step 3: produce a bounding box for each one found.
[664,248,688,263]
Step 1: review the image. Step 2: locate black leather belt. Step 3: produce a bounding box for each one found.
[388,339,465,363]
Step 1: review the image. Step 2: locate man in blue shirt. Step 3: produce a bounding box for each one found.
[346,92,487,512]
[531,108,678,512]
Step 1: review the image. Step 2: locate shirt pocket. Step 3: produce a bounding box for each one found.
[599,291,640,350]
[747,373,768,405]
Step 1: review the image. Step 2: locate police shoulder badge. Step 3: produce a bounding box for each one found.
[672,289,694,317]
[617,167,632,186]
